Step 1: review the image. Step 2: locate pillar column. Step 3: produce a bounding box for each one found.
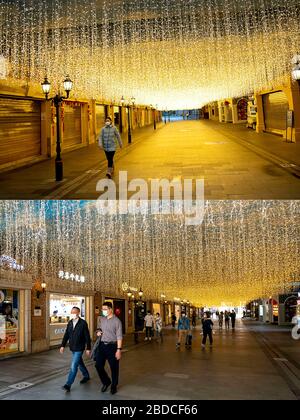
[255,94,265,134]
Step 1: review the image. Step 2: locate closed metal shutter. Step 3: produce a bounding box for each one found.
[63,103,82,149]
[0,97,41,166]
[96,104,105,134]
[263,91,289,135]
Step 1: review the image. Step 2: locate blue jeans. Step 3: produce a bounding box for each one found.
[66,351,90,387]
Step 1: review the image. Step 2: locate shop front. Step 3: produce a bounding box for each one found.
[0,268,31,358]
[49,293,88,347]
[0,96,42,168]
[273,293,299,325]
[152,302,161,316]
[263,91,289,136]
[62,101,83,150]
[134,300,146,332]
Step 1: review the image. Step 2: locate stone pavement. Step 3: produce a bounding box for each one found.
[0,123,164,199]
[0,321,299,400]
[0,120,300,199]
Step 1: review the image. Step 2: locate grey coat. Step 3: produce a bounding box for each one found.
[98,125,123,152]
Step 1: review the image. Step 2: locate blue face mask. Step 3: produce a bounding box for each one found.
[102,310,109,317]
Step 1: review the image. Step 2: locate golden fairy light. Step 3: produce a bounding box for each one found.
[0,201,299,307]
[0,1,300,109]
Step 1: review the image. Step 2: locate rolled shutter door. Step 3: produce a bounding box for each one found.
[263,91,289,135]
[0,97,41,166]
[63,103,82,149]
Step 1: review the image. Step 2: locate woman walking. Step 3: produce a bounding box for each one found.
[98,117,123,179]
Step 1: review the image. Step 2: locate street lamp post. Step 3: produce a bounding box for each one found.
[126,97,135,145]
[41,75,73,182]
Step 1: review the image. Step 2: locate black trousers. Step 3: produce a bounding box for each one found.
[95,343,119,387]
[145,326,153,338]
[105,151,115,168]
[202,331,213,345]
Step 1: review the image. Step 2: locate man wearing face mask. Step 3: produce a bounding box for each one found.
[98,116,123,179]
[60,307,91,392]
[94,302,123,395]
[176,311,191,350]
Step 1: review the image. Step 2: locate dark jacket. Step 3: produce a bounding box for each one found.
[61,318,91,352]
[202,319,214,332]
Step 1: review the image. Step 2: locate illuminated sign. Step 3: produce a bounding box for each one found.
[273,304,279,317]
[0,255,24,271]
[121,282,137,292]
[58,271,85,283]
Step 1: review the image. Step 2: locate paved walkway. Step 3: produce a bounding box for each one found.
[0,321,299,400]
[0,120,299,199]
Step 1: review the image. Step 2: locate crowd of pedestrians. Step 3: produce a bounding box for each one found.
[59,304,237,395]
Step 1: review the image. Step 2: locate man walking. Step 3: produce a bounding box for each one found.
[98,116,123,179]
[60,307,91,392]
[144,310,154,341]
[201,312,214,349]
[94,302,123,395]
[176,312,190,349]
[230,310,237,329]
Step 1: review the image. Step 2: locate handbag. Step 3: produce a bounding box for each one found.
[91,335,101,361]
[91,317,102,360]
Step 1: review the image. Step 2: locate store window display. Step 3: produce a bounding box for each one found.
[0,289,19,355]
[49,294,85,346]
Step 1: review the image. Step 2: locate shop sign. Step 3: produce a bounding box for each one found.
[121,282,137,292]
[273,304,279,317]
[34,309,42,317]
[58,271,85,283]
[0,255,24,272]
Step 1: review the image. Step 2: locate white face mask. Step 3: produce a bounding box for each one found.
[105,121,111,126]
[70,314,78,320]
[102,310,109,317]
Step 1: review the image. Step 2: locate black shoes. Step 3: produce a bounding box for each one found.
[101,383,111,393]
[62,384,71,392]
[111,386,117,395]
[80,377,90,384]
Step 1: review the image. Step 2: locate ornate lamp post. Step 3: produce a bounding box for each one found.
[124,96,135,145]
[41,75,73,181]
[153,105,157,130]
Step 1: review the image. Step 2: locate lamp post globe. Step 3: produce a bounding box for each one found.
[63,75,73,98]
[41,76,51,99]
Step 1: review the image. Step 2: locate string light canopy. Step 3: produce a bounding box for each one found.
[0,201,299,307]
[0,1,300,109]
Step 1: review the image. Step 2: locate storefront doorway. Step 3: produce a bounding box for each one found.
[105,298,126,334]
[284,296,298,323]
[135,301,146,332]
